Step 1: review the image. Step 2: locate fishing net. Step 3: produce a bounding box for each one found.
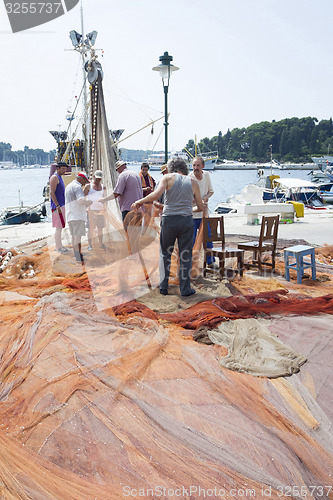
[1,67,333,498]
[89,73,120,219]
[0,278,333,498]
[1,212,333,499]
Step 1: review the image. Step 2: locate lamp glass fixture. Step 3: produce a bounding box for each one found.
[153,64,179,87]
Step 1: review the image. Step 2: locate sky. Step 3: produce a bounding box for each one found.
[1,0,333,156]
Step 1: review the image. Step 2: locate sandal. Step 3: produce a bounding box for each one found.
[56,247,69,254]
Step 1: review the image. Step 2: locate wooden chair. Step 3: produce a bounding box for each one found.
[237,215,280,272]
[203,216,244,279]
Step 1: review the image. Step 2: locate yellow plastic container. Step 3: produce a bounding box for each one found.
[288,201,304,218]
[269,175,280,188]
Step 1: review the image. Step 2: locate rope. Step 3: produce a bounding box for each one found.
[149,125,164,153]
[115,115,166,147]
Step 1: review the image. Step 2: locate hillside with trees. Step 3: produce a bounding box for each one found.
[185,117,333,163]
[0,142,56,166]
[2,117,333,165]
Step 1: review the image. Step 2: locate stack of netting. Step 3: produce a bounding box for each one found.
[0,236,333,498]
[1,52,333,497]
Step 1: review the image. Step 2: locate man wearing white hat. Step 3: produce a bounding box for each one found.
[100,160,143,222]
[65,172,93,262]
[86,170,106,249]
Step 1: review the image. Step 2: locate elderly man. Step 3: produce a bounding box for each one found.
[65,172,93,262]
[189,156,216,267]
[132,158,205,297]
[100,160,143,222]
[50,162,68,253]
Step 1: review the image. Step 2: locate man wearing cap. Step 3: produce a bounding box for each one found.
[65,172,93,262]
[86,170,106,249]
[50,162,68,253]
[100,160,143,222]
[160,164,168,175]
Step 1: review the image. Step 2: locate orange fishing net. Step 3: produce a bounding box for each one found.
[158,291,333,329]
[0,224,333,499]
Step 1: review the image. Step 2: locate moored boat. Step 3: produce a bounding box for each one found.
[311,155,333,169]
[262,177,325,207]
[0,203,46,225]
[321,191,333,203]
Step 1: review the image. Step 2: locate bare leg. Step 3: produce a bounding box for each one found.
[72,235,81,254]
[55,227,62,250]
[98,227,103,246]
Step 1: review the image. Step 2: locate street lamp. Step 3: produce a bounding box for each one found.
[153,52,179,164]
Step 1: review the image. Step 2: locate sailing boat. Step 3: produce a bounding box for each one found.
[184,135,218,170]
[49,23,120,207]
[0,190,47,225]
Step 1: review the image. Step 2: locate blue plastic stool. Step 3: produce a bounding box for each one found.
[284,245,316,284]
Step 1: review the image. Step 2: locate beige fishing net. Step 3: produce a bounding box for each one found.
[0,278,333,498]
[0,70,333,499]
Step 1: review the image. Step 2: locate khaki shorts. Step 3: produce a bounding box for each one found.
[68,220,86,237]
[89,210,105,229]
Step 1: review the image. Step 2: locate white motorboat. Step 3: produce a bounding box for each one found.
[145,150,190,170]
[321,191,333,203]
[215,159,248,170]
[311,155,333,169]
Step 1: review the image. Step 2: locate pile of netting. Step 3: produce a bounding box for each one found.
[0,224,333,498]
[2,54,332,497]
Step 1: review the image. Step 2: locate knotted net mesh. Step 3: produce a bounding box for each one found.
[0,71,333,499]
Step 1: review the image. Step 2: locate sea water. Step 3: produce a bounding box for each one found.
[0,165,312,214]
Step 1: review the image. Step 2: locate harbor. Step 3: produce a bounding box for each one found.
[1,0,333,497]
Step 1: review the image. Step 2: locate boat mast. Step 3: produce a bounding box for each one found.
[80,1,90,172]
[68,1,99,172]
[270,144,273,175]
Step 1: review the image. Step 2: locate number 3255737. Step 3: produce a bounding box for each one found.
[5,3,62,14]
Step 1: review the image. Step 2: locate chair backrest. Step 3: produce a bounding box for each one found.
[259,215,280,248]
[203,216,225,250]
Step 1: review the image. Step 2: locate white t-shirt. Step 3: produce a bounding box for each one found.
[65,180,87,222]
[189,170,214,219]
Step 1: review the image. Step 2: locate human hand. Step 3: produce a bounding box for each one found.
[131,201,140,211]
[153,201,163,210]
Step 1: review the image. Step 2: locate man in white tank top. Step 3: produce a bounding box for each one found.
[132,158,205,297]
[86,170,106,249]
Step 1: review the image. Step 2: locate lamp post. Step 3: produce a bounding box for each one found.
[153,52,179,164]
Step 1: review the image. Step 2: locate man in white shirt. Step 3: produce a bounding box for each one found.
[65,172,93,262]
[189,156,215,267]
